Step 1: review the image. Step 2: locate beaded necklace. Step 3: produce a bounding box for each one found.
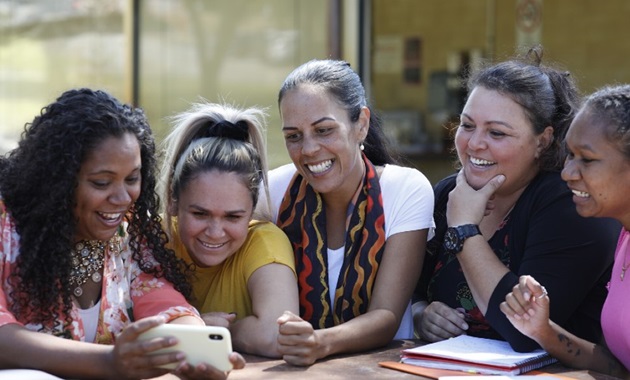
[68,237,119,297]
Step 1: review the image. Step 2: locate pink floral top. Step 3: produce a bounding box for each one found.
[0,198,201,343]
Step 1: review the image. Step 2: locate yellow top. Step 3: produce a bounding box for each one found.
[169,219,296,319]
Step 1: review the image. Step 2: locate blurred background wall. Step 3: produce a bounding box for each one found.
[1,0,629,184]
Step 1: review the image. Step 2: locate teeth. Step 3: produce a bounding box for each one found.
[99,212,121,220]
[307,160,333,174]
[201,241,225,249]
[572,189,590,198]
[470,157,496,166]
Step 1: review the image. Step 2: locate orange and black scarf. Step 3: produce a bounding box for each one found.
[277,154,386,328]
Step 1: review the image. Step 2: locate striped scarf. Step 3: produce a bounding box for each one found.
[277,154,386,328]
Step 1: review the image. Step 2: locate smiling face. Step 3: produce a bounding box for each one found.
[562,108,630,226]
[74,133,142,242]
[455,86,552,195]
[174,170,252,268]
[279,84,369,201]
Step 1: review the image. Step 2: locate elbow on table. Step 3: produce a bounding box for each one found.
[234,330,283,359]
[506,335,541,353]
[369,308,401,345]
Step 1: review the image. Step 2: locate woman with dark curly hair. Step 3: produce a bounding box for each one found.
[0,88,244,379]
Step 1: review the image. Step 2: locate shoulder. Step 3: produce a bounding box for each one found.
[243,220,295,267]
[380,164,432,193]
[433,172,457,201]
[269,163,297,183]
[516,172,620,233]
[381,164,424,179]
[248,220,292,246]
[378,165,436,235]
[267,163,297,197]
[249,219,285,235]
[529,171,567,193]
[520,171,569,206]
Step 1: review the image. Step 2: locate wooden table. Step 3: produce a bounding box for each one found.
[229,339,617,379]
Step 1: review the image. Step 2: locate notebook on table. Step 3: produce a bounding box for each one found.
[378,361,574,380]
[397,335,557,376]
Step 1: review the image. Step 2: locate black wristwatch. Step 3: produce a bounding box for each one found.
[444,224,481,255]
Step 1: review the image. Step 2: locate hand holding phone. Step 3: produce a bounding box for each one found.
[139,324,233,371]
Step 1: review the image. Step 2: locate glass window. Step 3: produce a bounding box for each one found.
[0,0,330,171]
[0,0,128,154]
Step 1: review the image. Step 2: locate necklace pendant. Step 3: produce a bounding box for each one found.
[73,286,83,297]
[92,272,102,283]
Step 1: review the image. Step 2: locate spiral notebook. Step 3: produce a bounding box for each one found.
[400,335,557,376]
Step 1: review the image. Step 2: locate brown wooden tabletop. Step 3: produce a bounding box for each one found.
[228,339,618,380]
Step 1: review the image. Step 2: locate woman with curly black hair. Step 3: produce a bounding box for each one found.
[0,88,244,379]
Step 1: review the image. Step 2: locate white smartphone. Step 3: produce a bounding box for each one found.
[138,324,233,371]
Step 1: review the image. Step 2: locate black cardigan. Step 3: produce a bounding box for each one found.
[416,171,620,352]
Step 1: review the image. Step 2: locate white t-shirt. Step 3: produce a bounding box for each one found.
[258,163,435,339]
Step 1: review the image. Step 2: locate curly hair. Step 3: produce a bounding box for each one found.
[0,88,191,328]
[581,84,630,160]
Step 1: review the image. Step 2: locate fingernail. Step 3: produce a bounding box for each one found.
[523,292,530,300]
[462,323,469,330]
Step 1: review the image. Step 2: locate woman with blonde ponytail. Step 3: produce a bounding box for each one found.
[159,102,298,358]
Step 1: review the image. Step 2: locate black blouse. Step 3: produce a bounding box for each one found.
[416,171,620,352]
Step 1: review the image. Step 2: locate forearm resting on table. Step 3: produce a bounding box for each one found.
[537,321,628,378]
[231,315,283,358]
[317,308,399,357]
[0,323,113,378]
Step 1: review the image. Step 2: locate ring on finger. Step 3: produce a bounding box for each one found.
[536,286,548,300]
